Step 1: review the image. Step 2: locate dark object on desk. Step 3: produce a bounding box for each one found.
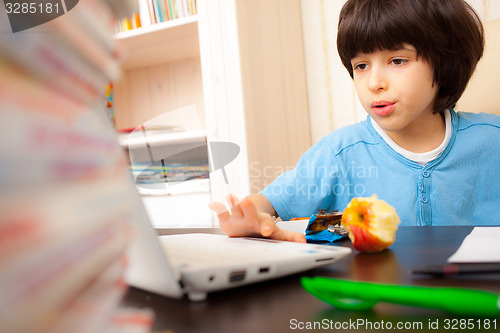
[303,209,343,233]
[304,210,347,244]
[411,263,500,276]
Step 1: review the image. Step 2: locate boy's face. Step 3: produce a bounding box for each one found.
[351,44,439,136]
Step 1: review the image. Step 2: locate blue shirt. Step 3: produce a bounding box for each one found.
[261,110,500,226]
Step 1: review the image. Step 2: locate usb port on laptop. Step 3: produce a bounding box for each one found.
[229,270,246,283]
[259,267,270,274]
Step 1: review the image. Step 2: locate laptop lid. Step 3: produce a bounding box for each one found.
[124,191,184,299]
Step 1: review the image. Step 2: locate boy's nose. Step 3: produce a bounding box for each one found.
[367,68,388,92]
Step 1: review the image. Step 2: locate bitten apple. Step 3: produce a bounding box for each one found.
[341,195,400,253]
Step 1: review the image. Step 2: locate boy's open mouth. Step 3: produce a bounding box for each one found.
[371,101,395,116]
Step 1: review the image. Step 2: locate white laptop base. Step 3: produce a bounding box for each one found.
[159,233,351,301]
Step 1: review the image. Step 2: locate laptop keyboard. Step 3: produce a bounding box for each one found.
[159,233,328,269]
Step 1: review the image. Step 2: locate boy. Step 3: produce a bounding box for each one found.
[209,0,500,242]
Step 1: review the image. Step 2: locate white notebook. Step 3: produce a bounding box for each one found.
[448,227,500,263]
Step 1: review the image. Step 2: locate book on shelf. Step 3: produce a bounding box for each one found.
[131,161,209,185]
[115,0,198,33]
[132,13,143,30]
[154,0,165,23]
[141,0,156,27]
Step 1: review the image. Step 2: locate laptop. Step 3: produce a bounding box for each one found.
[124,193,352,301]
[120,112,352,301]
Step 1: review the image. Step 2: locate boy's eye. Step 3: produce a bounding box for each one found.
[353,63,368,71]
[391,58,408,65]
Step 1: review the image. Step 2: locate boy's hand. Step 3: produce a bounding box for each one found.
[208,194,306,243]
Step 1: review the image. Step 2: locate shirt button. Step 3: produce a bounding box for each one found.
[422,170,430,178]
[421,196,428,203]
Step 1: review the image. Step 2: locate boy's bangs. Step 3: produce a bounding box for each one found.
[343,16,407,57]
[341,11,412,58]
[337,0,427,72]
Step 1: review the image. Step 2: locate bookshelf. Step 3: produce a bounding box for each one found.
[113,15,205,131]
[113,0,312,224]
[113,10,211,228]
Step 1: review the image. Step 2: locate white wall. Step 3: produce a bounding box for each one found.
[301,0,500,144]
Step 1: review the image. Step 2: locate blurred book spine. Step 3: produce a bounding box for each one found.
[0,0,153,332]
[50,257,130,333]
[115,0,197,33]
[106,81,116,126]
[0,59,128,189]
[0,0,133,104]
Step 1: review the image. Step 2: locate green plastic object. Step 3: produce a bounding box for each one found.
[301,277,500,317]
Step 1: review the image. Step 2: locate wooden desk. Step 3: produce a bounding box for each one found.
[121,227,500,332]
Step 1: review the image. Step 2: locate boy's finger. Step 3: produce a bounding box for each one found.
[226,193,240,207]
[208,202,231,222]
[226,194,243,218]
[271,229,307,243]
[259,214,277,237]
[290,231,307,243]
[239,198,258,221]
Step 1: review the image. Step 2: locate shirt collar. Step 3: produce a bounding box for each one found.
[369,109,452,166]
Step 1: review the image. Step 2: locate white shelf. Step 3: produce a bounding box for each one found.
[119,129,206,149]
[137,178,210,196]
[120,129,207,167]
[115,16,200,69]
[115,15,198,39]
[141,189,213,228]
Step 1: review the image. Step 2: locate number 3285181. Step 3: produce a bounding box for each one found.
[5,2,60,14]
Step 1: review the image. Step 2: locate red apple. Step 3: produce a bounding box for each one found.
[341,195,400,253]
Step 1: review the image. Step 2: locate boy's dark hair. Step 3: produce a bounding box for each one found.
[337,0,484,114]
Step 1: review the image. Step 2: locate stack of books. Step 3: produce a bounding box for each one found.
[0,0,153,332]
[115,0,198,33]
